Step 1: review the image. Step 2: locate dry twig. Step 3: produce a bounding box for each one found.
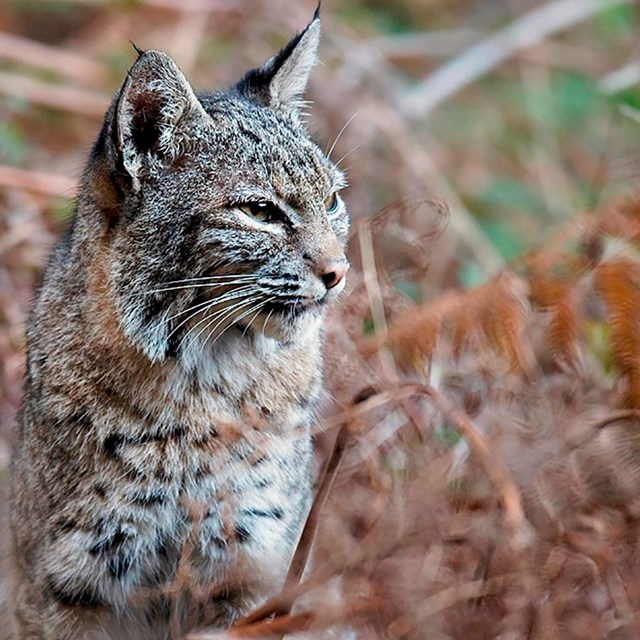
[401,0,633,117]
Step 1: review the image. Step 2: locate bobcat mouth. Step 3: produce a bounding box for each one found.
[264,295,323,318]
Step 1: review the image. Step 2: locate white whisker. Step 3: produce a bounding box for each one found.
[182,294,261,355]
[327,111,360,159]
[336,140,366,167]
[165,284,257,325]
[261,308,274,335]
[209,297,274,349]
[242,305,266,337]
[192,295,264,360]
[148,277,258,295]
[158,274,258,286]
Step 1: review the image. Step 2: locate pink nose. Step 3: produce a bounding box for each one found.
[319,259,349,290]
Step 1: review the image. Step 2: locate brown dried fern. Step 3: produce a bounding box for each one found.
[594,258,640,408]
[362,270,531,373]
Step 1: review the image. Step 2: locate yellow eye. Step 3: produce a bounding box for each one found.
[237,201,280,223]
[325,192,340,215]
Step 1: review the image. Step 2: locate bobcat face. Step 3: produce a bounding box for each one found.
[86,15,349,361]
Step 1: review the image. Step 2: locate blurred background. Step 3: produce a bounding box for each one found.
[2,1,640,637]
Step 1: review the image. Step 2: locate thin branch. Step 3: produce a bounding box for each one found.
[593,410,640,430]
[0,71,109,118]
[364,104,505,275]
[35,0,237,9]
[283,424,349,592]
[0,165,77,197]
[416,383,533,549]
[233,421,351,634]
[600,60,640,94]
[414,574,516,623]
[0,31,108,86]
[194,381,531,639]
[368,29,485,59]
[401,0,633,117]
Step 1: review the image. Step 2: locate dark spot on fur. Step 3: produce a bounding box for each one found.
[250,453,268,466]
[90,530,128,556]
[47,578,103,608]
[154,468,174,482]
[193,464,212,480]
[211,536,226,548]
[130,488,167,506]
[238,123,262,145]
[242,507,284,520]
[155,535,171,559]
[93,484,107,499]
[70,410,92,429]
[89,529,135,579]
[234,523,251,543]
[141,295,165,326]
[211,382,225,395]
[104,425,185,458]
[53,518,77,535]
[103,433,124,457]
[108,553,133,579]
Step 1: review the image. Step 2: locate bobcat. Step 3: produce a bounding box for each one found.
[10,11,349,639]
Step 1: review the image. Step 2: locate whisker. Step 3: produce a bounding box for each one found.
[242,305,266,337]
[166,289,259,344]
[157,274,259,287]
[208,297,274,350]
[261,308,274,335]
[148,277,258,295]
[165,284,257,324]
[191,295,264,359]
[326,111,360,159]
[336,140,366,167]
[181,294,261,354]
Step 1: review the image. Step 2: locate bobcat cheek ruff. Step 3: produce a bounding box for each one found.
[11,11,350,639]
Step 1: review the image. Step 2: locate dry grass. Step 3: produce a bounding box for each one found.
[2,0,640,637]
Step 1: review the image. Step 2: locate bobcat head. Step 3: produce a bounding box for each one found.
[83,12,349,363]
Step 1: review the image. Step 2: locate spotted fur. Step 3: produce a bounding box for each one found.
[10,12,349,639]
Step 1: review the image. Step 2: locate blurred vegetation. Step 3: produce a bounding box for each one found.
[2,1,640,636]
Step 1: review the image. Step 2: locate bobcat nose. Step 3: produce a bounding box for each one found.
[319,259,349,290]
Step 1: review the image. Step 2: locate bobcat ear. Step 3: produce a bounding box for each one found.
[236,11,320,113]
[115,50,207,191]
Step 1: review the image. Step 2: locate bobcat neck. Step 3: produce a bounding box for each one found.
[53,238,325,430]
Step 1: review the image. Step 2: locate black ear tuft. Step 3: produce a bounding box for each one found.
[235,12,321,114]
[129,41,146,58]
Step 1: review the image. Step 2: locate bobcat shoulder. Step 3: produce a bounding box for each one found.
[10,12,349,639]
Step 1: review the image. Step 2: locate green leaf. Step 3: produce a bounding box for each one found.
[0,123,30,165]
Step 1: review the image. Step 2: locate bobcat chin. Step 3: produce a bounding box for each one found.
[10,11,349,639]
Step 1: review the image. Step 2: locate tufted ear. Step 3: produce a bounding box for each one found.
[115,50,208,191]
[235,10,321,114]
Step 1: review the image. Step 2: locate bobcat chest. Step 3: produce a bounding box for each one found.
[99,362,316,597]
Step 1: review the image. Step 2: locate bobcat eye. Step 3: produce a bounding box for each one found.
[237,201,281,223]
[324,192,340,215]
